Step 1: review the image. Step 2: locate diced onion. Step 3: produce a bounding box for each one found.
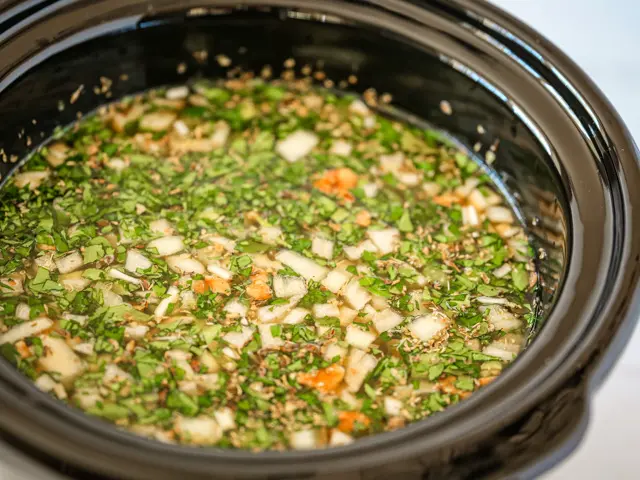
[258,324,284,349]
[273,275,307,298]
[175,416,222,445]
[250,253,282,271]
[275,249,328,281]
[45,142,68,167]
[345,325,376,350]
[483,341,519,362]
[148,236,184,256]
[476,296,508,305]
[214,408,236,432]
[180,290,196,309]
[349,99,370,116]
[222,346,239,360]
[173,120,190,136]
[195,373,220,390]
[73,342,94,356]
[330,140,353,156]
[312,236,334,260]
[283,307,309,325]
[397,172,420,186]
[313,303,340,319]
[139,111,177,132]
[165,350,195,378]
[108,268,141,286]
[0,274,23,295]
[125,324,149,340]
[496,225,521,239]
[211,122,230,148]
[155,286,179,319]
[103,364,133,384]
[34,252,56,271]
[206,264,234,280]
[38,336,84,384]
[345,349,377,393]
[15,303,30,321]
[0,317,53,345]
[167,255,205,275]
[343,239,378,261]
[367,228,400,255]
[74,389,101,410]
[60,271,91,292]
[55,251,83,274]
[384,397,403,416]
[330,430,354,447]
[462,205,480,226]
[379,152,404,173]
[370,295,389,311]
[468,189,488,212]
[34,374,58,393]
[257,296,301,323]
[339,306,358,326]
[455,178,480,198]
[342,278,371,310]
[62,313,88,325]
[224,299,247,318]
[107,158,127,171]
[13,170,50,190]
[290,429,319,450]
[125,250,153,274]
[372,309,404,333]
[486,206,514,224]
[324,343,347,362]
[149,219,174,236]
[362,183,379,198]
[276,130,319,163]
[423,182,442,197]
[493,264,512,278]
[166,86,189,100]
[258,226,283,245]
[408,313,448,342]
[321,269,351,294]
[486,306,522,331]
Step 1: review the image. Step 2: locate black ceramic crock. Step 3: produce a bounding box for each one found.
[0,1,638,479]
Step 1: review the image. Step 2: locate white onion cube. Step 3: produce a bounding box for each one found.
[276,131,319,163]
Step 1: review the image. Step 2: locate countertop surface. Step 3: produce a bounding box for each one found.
[1,1,639,479]
[492,1,640,479]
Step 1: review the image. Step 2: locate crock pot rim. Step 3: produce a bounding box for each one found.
[0,0,637,478]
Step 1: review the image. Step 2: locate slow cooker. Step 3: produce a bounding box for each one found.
[0,1,638,479]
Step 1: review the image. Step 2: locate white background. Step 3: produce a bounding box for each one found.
[1,1,638,479]
[492,1,640,479]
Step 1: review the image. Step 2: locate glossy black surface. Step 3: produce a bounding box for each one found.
[0,1,638,479]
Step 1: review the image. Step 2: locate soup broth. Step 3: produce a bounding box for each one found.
[0,77,534,450]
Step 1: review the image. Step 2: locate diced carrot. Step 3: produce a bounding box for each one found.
[246,271,272,301]
[478,376,496,386]
[335,168,358,189]
[432,194,460,207]
[313,168,358,201]
[338,411,371,433]
[192,279,207,294]
[193,276,231,295]
[298,364,345,394]
[438,375,472,399]
[355,210,371,227]
[15,340,31,359]
[206,276,231,295]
